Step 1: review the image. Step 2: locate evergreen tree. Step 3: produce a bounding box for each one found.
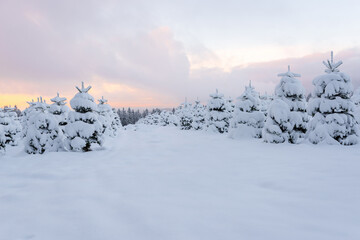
[0,107,22,146]
[111,108,122,135]
[65,82,104,152]
[177,98,193,130]
[230,81,265,138]
[49,93,70,131]
[275,66,308,143]
[98,96,114,137]
[207,89,230,133]
[308,52,359,145]
[25,98,63,154]
[191,99,206,130]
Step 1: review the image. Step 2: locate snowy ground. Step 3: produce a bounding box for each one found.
[1,125,360,240]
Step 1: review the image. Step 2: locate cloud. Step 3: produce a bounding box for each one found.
[1,1,360,109]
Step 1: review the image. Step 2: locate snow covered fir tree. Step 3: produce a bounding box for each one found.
[207,89,231,133]
[98,96,119,137]
[191,99,206,130]
[49,93,70,130]
[229,81,265,138]
[0,107,22,146]
[65,82,104,152]
[24,97,63,154]
[275,66,308,143]
[177,98,193,130]
[307,52,359,145]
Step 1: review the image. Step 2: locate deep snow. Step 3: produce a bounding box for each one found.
[1,125,360,240]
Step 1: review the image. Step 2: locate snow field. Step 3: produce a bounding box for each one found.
[1,125,360,240]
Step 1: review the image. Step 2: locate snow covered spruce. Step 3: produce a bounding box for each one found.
[307,52,359,145]
[97,96,121,137]
[229,81,265,139]
[49,93,70,131]
[177,98,193,130]
[263,66,308,143]
[24,98,64,154]
[65,82,104,152]
[0,107,22,146]
[191,99,206,130]
[207,89,231,133]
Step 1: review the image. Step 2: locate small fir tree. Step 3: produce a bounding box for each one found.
[49,93,70,130]
[207,89,231,133]
[275,66,308,143]
[307,52,359,145]
[191,99,206,130]
[230,81,265,138]
[65,82,104,152]
[24,98,63,154]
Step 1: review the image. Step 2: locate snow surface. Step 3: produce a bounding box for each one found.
[1,125,360,240]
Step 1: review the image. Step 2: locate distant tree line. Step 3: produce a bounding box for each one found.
[116,108,164,126]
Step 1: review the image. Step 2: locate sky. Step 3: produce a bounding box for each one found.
[1,0,360,109]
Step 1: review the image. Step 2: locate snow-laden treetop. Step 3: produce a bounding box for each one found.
[98,96,108,105]
[76,82,92,93]
[210,89,224,98]
[51,93,67,105]
[323,51,343,73]
[277,65,301,78]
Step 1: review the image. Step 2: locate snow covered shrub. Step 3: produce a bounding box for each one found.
[307,52,359,145]
[262,99,292,143]
[111,108,122,135]
[24,100,63,154]
[207,89,231,133]
[177,99,193,130]
[97,96,116,137]
[65,82,104,152]
[49,93,70,130]
[229,82,265,138]
[0,107,22,146]
[191,99,206,130]
[275,66,308,143]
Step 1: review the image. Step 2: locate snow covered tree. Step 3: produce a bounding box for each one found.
[49,93,70,130]
[111,108,122,135]
[191,99,206,130]
[65,82,104,152]
[275,66,308,143]
[207,89,231,133]
[24,99,63,154]
[97,96,116,137]
[262,99,292,143]
[0,107,22,146]
[177,98,193,130]
[308,52,359,145]
[229,81,265,138]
